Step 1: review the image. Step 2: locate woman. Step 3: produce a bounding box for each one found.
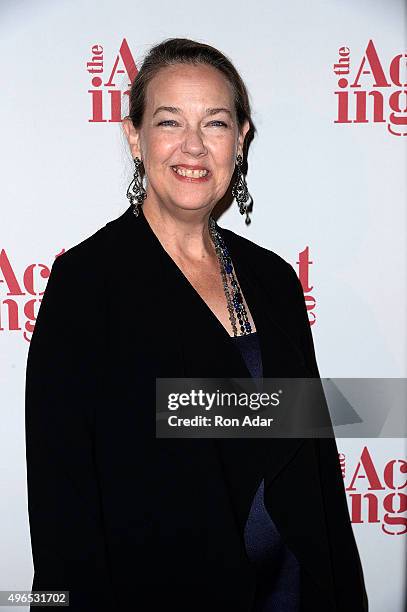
[25,38,368,611]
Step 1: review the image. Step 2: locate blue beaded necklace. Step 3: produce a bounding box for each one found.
[208,215,253,337]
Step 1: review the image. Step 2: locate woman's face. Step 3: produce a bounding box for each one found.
[123,63,250,214]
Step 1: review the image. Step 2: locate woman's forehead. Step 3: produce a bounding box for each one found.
[145,66,234,111]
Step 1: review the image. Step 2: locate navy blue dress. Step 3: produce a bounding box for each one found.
[231,331,300,612]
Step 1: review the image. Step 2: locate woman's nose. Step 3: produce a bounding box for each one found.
[181,127,208,156]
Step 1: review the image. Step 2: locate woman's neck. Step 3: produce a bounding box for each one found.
[141,197,217,264]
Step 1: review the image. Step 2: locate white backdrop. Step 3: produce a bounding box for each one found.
[1,0,406,610]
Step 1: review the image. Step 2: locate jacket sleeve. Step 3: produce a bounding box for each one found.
[25,252,115,611]
[287,264,369,611]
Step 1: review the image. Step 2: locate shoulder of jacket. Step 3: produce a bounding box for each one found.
[219,225,299,284]
[50,207,128,274]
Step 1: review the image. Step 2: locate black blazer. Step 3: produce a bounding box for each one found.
[25,203,368,611]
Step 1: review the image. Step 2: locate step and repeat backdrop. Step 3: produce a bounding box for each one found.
[1,0,406,610]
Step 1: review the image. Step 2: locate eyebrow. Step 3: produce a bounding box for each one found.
[152,106,233,118]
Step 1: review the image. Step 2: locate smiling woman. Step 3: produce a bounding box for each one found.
[122,60,250,217]
[25,37,369,612]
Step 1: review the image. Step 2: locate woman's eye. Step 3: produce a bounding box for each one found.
[157,120,228,127]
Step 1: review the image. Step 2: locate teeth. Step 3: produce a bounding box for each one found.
[172,166,209,178]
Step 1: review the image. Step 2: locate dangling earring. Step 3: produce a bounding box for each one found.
[126,156,147,216]
[231,153,252,225]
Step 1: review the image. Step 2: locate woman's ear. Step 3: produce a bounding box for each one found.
[122,117,141,159]
[238,119,250,156]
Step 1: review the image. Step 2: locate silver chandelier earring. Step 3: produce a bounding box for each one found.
[126,156,147,216]
[231,153,252,225]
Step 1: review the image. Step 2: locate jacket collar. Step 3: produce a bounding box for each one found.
[114,203,310,381]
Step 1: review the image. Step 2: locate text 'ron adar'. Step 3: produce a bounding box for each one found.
[168,415,274,427]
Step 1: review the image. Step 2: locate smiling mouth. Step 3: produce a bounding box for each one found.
[171,166,211,178]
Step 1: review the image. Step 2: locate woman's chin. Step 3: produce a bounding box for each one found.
[166,197,214,213]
